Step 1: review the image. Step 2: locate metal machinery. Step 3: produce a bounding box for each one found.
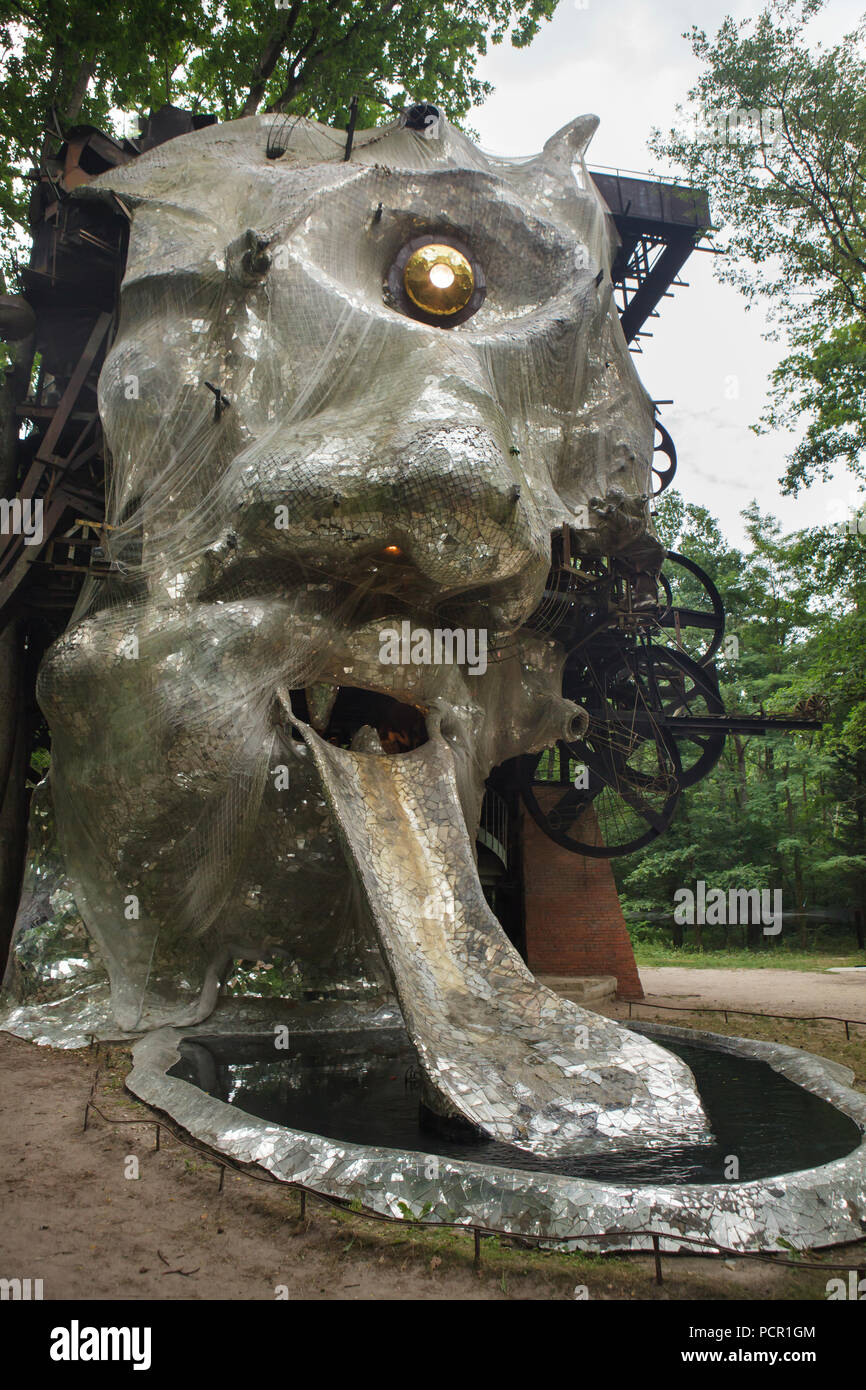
[509,532,824,861]
[480,177,823,899]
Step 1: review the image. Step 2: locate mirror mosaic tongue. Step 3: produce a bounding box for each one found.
[300,719,713,1155]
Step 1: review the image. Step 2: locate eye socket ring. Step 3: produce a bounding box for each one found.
[385,235,486,327]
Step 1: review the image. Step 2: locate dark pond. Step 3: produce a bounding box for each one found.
[168,1028,861,1185]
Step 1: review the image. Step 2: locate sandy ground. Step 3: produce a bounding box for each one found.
[1,968,864,1301]
[635,967,866,1021]
[0,1034,526,1301]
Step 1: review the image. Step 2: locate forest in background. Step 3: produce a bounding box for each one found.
[624,0,866,959]
[615,488,866,957]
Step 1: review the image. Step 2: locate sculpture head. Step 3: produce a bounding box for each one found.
[20,108,708,1154]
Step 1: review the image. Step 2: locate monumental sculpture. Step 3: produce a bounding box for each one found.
[2,107,714,1154]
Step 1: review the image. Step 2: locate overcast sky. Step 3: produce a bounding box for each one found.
[469,0,865,549]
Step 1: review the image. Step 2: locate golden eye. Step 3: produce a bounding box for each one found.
[404,244,474,317]
[386,236,485,327]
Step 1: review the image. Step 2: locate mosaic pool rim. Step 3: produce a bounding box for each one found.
[123,1006,866,1253]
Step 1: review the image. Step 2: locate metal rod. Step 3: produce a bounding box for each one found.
[473,1229,482,1272]
[652,1233,663,1284]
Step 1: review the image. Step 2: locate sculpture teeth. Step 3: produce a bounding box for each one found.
[306,682,338,732]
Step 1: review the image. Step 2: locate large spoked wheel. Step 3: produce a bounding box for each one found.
[518,704,684,859]
[620,645,727,789]
[653,551,725,667]
[520,637,728,856]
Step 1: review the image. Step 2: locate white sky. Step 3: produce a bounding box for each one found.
[469,0,865,548]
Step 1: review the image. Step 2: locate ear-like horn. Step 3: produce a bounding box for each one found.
[542,114,600,169]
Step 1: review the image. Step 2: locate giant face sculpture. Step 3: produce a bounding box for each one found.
[22,110,710,1152]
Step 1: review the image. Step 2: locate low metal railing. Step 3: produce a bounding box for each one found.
[477,788,508,868]
[624,998,866,1040]
[70,1037,866,1285]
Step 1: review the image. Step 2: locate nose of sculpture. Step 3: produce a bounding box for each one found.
[220,359,552,629]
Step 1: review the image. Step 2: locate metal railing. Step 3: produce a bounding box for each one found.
[623,998,866,1040]
[477,788,508,868]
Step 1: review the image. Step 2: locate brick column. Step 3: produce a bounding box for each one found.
[522,795,644,999]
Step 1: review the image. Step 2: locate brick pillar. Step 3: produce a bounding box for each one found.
[522,795,644,999]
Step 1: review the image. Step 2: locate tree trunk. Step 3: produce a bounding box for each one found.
[732,734,748,808]
[783,777,806,950]
[63,59,95,124]
[794,850,806,950]
[241,5,302,116]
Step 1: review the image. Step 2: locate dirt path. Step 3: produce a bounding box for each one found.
[0,1034,516,1301]
[635,967,866,1021]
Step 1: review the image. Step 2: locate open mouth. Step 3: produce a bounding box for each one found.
[285,689,716,1157]
[288,685,429,754]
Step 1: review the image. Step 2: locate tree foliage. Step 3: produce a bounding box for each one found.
[178,0,559,129]
[0,0,559,245]
[0,1,202,236]
[619,491,866,951]
[649,0,866,493]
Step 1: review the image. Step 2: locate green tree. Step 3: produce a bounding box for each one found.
[650,0,866,493]
[619,492,866,955]
[0,1,203,242]
[179,0,558,130]
[0,1,559,247]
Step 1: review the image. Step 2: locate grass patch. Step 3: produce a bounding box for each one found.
[633,941,866,971]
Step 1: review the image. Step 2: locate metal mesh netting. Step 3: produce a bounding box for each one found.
[15,110,658,1035]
